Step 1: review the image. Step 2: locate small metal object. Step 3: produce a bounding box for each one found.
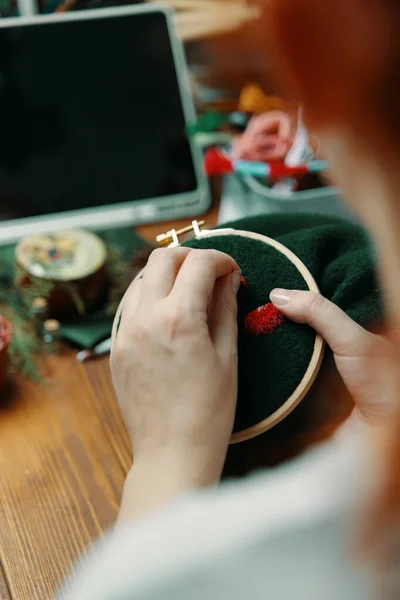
[43,319,60,344]
[192,220,203,237]
[32,297,47,310]
[31,297,48,318]
[156,220,206,247]
[31,297,49,336]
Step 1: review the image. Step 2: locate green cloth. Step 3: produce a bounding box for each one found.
[59,315,117,349]
[184,213,383,435]
[0,244,15,281]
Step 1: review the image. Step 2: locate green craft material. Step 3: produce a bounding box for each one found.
[222,213,382,328]
[184,213,383,436]
[185,235,315,433]
[187,110,228,136]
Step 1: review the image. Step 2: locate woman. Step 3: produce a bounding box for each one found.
[65,1,400,598]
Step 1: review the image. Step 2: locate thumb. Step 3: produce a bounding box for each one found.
[209,271,240,364]
[270,289,371,356]
[270,289,398,422]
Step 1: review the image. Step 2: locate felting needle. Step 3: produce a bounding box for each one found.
[76,337,112,362]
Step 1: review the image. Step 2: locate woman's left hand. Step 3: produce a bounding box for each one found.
[270,289,400,426]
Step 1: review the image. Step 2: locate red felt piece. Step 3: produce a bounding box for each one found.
[203,148,234,176]
[245,302,285,335]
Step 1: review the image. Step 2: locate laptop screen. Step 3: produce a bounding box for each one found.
[0,10,197,222]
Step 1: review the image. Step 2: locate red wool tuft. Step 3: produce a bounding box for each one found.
[245,303,285,335]
[203,148,234,176]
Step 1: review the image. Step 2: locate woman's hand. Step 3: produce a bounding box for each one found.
[270,289,400,426]
[232,111,295,163]
[111,247,241,521]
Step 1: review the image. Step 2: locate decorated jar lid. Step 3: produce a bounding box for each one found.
[15,229,107,282]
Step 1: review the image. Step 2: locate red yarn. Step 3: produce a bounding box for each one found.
[203,148,234,176]
[237,275,248,300]
[245,303,285,335]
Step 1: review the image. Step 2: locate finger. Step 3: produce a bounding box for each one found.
[138,247,193,305]
[270,289,399,423]
[270,289,374,357]
[209,272,240,362]
[257,135,282,149]
[111,270,145,349]
[169,249,240,314]
[258,114,292,139]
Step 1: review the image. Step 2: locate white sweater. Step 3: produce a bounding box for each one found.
[64,425,376,600]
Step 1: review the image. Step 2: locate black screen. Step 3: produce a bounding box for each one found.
[0,11,197,221]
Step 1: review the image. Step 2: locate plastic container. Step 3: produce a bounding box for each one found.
[243,175,353,220]
[218,174,357,224]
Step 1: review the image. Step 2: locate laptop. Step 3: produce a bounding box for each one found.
[0,5,209,244]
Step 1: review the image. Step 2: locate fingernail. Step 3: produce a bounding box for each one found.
[231,271,242,294]
[270,289,294,306]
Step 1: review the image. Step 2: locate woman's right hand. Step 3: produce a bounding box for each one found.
[110,247,241,521]
[270,289,400,426]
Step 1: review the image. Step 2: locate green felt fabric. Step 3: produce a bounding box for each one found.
[223,213,382,328]
[184,213,383,435]
[185,235,316,433]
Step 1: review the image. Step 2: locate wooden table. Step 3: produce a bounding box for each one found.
[0,197,349,599]
[0,204,221,600]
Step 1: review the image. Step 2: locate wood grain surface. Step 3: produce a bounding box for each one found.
[0,206,221,600]
[0,350,129,599]
[0,564,11,600]
[0,200,346,599]
[0,317,344,600]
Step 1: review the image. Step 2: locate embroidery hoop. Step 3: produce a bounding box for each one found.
[158,221,325,444]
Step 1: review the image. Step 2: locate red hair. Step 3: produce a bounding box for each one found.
[264,0,400,154]
[201,0,400,566]
[263,0,400,564]
[203,0,400,560]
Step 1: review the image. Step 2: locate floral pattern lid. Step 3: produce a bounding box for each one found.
[15,229,106,282]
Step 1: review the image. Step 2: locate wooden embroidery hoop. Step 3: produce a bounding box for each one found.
[157,221,325,444]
